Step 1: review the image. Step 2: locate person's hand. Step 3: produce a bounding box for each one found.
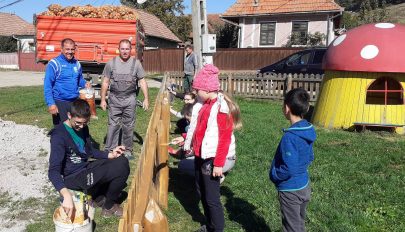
[61,190,75,221]
[171,137,185,145]
[143,99,149,111]
[48,105,58,115]
[108,146,125,159]
[85,81,92,89]
[212,166,223,178]
[100,100,107,111]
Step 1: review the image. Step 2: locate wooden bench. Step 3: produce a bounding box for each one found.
[353,122,404,133]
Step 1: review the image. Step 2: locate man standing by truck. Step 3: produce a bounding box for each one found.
[100,39,149,158]
[44,38,90,126]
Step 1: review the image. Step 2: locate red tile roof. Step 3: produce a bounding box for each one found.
[0,12,35,36]
[134,9,181,43]
[222,0,343,17]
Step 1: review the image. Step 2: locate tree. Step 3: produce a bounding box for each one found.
[209,20,238,48]
[0,36,17,53]
[283,32,326,47]
[121,0,191,42]
[358,0,387,24]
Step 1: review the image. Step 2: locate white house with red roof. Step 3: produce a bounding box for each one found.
[134,9,182,49]
[0,12,35,53]
[221,0,344,48]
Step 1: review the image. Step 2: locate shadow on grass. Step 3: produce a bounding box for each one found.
[102,130,144,149]
[168,168,205,224]
[221,186,272,232]
[0,102,45,116]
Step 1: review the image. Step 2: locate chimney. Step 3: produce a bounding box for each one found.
[253,0,259,7]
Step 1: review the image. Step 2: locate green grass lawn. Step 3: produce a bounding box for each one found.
[1,86,404,231]
[0,86,157,232]
[167,98,405,232]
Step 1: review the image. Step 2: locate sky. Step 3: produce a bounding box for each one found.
[0,0,236,23]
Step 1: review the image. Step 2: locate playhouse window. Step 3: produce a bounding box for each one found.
[366,77,404,105]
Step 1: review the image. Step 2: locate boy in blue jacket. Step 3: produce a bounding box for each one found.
[269,88,316,232]
[48,99,129,218]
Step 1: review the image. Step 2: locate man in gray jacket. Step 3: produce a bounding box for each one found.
[100,39,149,159]
[183,45,198,93]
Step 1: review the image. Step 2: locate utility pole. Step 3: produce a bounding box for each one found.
[140,0,216,69]
[191,0,216,68]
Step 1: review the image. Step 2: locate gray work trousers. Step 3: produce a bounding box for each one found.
[105,94,137,152]
[278,184,311,232]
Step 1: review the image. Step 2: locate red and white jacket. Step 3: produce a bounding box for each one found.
[192,93,236,167]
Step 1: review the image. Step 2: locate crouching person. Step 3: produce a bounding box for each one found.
[48,99,130,218]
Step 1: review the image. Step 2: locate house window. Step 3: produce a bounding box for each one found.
[291,21,308,45]
[260,22,276,46]
[366,77,404,105]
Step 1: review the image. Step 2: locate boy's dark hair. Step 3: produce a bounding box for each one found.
[184,92,196,100]
[181,103,194,118]
[70,99,91,119]
[284,88,310,117]
[61,38,75,48]
[185,45,193,50]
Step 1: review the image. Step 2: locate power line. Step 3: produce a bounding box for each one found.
[0,0,24,10]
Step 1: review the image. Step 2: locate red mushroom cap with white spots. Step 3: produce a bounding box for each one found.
[323,23,405,73]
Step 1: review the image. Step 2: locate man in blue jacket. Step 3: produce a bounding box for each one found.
[269,88,316,232]
[48,99,130,217]
[43,38,90,126]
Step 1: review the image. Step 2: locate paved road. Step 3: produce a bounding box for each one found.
[0,71,162,88]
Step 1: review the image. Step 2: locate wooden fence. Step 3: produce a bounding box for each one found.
[118,77,170,232]
[18,52,46,72]
[0,52,18,69]
[168,72,324,102]
[143,48,302,73]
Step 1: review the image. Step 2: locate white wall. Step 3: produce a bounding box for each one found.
[239,13,336,48]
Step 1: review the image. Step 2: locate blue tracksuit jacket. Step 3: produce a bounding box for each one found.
[269,119,316,191]
[43,54,86,107]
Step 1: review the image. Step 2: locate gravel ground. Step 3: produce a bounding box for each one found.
[0,119,51,232]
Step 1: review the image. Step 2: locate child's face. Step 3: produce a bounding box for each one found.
[184,94,195,104]
[196,89,209,101]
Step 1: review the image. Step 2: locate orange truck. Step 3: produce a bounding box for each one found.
[35,15,145,99]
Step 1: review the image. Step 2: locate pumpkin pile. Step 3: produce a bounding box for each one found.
[40,4,138,20]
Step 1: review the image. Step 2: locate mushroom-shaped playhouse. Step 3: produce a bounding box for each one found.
[312,23,405,134]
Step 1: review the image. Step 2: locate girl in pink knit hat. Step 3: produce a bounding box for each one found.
[190,64,242,232]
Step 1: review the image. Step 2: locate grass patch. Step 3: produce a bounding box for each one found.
[0,85,158,232]
[166,97,405,231]
[1,86,404,231]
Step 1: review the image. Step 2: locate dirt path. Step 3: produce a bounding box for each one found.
[0,119,51,232]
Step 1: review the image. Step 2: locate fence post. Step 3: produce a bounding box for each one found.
[157,92,170,209]
[286,73,293,92]
[227,73,233,95]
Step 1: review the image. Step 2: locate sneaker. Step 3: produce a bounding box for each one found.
[123,150,134,160]
[195,225,208,232]
[220,175,226,184]
[101,204,123,217]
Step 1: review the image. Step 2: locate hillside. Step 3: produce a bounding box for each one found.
[387,2,405,23]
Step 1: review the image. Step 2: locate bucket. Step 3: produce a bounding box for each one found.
[53,207,93,232]
[79,88,98,119]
